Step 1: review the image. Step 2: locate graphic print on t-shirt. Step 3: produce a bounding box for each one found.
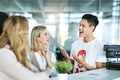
[75,50,86,73]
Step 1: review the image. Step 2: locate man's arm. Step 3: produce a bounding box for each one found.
[61,48,70,61]
[61,48,74,65]
[96,62,106,69]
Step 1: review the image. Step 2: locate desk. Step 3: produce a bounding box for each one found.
[49,68,120,80]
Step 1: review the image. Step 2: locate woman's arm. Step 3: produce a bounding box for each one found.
[0,49,49,80]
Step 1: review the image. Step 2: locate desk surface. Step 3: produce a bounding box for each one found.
[49,68,120,80]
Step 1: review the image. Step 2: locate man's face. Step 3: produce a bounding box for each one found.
[79,19,94,38]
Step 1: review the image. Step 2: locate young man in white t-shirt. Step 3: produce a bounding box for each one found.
[61,14,106,73]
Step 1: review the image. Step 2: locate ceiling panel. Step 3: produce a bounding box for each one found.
[0,0,114,23]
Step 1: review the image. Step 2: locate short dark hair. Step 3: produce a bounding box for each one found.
[0,12,9,35]
[82,14,99,29]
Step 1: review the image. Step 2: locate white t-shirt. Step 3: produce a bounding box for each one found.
[70,38,106,73]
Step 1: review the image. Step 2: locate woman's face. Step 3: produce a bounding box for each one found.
[37,29,50,46]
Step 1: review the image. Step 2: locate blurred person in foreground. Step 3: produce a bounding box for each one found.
[0,16,49,80]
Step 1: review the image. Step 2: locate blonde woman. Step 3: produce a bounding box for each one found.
[0,16,49,80]
[29,25,57,77]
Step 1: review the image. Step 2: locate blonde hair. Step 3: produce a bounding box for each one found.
[31,25,46,51]
[0,16,30,69]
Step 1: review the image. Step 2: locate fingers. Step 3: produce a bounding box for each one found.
[60,48,65,53]
[44,45,49,50]
[72,53,75,57]
[61,48,65,55]
[61,48,69,58]
[82,54,86,58]
[42,45,49,56]
[73,54,80,63]
[72,54,77,60]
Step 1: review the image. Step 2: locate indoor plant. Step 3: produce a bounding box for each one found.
[54,61,73,80]
[54,61,73,73]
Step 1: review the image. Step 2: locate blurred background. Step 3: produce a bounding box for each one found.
[0,0,120,54]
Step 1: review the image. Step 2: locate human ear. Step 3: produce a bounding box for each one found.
[91,26,95,32]
[36,37,40,41]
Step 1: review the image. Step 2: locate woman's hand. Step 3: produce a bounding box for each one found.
[42,45,50,60]
[42,45,53,68]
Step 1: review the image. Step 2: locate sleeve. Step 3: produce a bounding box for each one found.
[29,62,40,72]
[27,52,40,72]
[0,71,15,80]
[0,49,49,80]
[96,43,106,62]
[47,52,58,77]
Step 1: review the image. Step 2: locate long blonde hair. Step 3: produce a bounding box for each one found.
[31,25,46,51]
[0,16,30,69]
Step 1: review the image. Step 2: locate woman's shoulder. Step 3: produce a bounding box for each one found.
[0,45,15,57]
[28,51,38,60]
[29,51,39,56]
[0,71,15,80]
[0,45,17,69]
